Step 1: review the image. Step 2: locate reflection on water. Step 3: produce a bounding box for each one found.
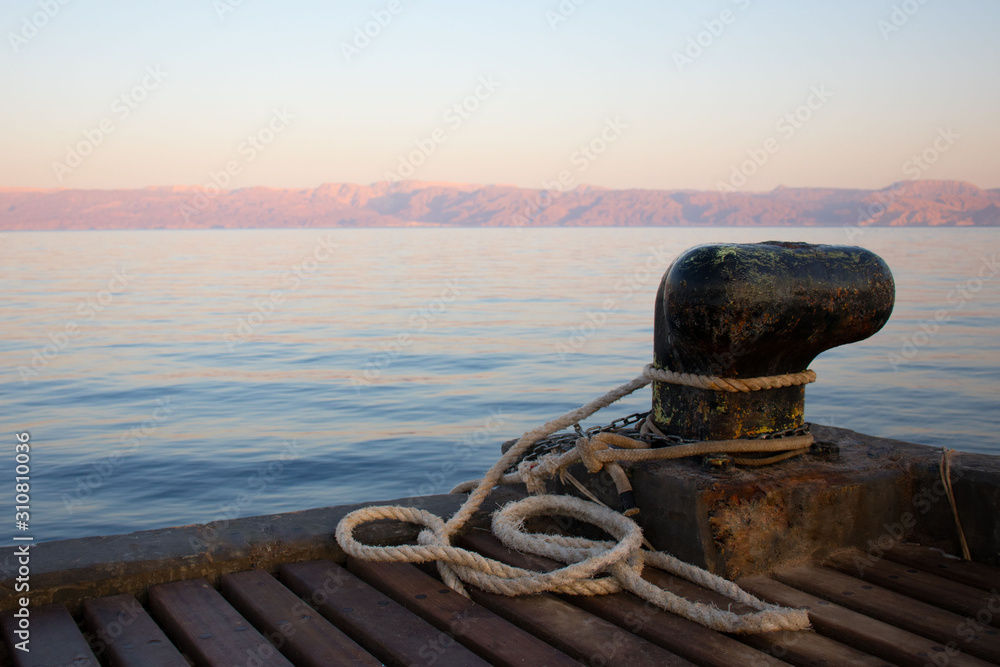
[0,227,997,541]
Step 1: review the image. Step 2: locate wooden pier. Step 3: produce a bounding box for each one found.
[3,537,1000,666]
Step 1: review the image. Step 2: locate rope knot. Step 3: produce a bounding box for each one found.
[517,455,562,494]
[576,435,607,473]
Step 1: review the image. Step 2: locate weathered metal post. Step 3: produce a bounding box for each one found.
[651,241,895,440]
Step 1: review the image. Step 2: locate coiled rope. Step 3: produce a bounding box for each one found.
[336,364,816,633]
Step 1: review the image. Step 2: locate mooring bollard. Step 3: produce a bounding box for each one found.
[651,241,895,440]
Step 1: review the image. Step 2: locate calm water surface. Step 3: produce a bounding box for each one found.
[1,228,998,542]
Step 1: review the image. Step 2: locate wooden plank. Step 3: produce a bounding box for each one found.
[469,534,876,667]
[348,557,580,667]
[774,564,1000,663]
[464,532,884,666]
[468,586,693,667]
[886,544,1000,593]
[82,594,187,667]
[461,531,785,667]
[739,576,994,667]
[827,552,1000,628]
[453,533,695,666]
[148,577,293,667]
[0,603,98,667]
[736,629,893,667]
[637,567,888,667]
[220,569,381,667]
[281,559,490,667]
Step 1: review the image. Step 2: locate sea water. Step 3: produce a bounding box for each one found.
[1,227,997,541]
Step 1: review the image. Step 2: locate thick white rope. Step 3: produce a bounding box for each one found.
[336,366,815,633]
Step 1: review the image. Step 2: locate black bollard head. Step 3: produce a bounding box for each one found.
[652,241,894,440]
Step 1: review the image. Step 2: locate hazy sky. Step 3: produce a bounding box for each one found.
[2,0,997,191]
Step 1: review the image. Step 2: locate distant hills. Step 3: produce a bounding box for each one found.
[1,179,997,230]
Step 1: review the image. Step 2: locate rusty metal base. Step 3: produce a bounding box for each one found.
[546,423,1000,579]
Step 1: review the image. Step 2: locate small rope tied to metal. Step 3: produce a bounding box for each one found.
[644,364,817,392]
[940,448,971,560]
[336,365,816,634]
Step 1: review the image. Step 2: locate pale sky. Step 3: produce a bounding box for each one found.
[2,0,997,192]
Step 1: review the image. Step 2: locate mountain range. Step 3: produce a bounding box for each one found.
[1,180,997,230]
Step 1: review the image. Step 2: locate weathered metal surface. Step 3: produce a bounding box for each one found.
[539,424,992,578]
[652,241,895,440]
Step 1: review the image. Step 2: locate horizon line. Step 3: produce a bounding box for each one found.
[0,178,997,195]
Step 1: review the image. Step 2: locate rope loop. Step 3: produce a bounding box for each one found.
[643,363,817,393]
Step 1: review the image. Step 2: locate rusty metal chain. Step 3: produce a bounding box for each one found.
[755,423,812,439]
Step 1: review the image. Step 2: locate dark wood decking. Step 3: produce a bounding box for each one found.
[2,543,999,667]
